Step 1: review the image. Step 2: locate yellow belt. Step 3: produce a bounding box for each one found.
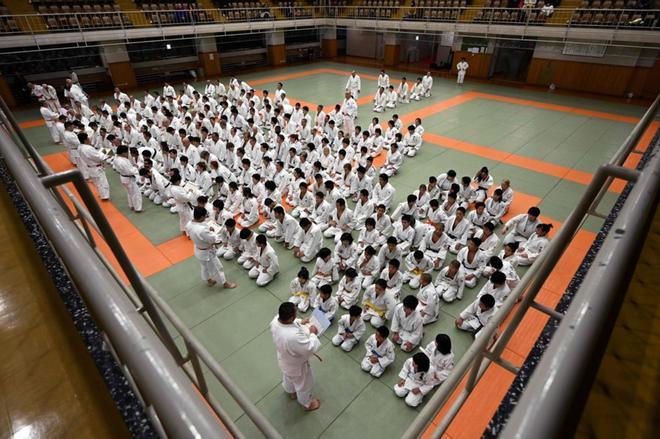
[412,268,424,275]
[293,291,309,298]
[364,300,385,318]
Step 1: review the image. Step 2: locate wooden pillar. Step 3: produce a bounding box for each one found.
[197,37,221,77]
[107,62,137,89]
[383,33,400,67]
[0,74,16,108]
[267,32,287,66]
[101,42,137,89]
[321,27,337,59]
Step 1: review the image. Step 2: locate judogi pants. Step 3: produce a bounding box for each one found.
[198,254,226,284]
[282,362,314,407]
[457,71,466,84]
[394,383,424,407]
[361,357,385,377]
[248,267,274,286]
[332,334,358,352]
[120,176,142,211]
[46,123,60,143]
[87,166,110,200]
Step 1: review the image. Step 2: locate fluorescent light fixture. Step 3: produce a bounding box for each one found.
[166,44,172,50]
[415,35,419,41]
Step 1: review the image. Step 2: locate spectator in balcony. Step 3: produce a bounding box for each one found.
[541,2,554,17]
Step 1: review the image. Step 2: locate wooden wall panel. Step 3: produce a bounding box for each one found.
[198,51,221,78]
[384,44,400,67]
[0,74,16,108]
[322,38,338,59]
[267,44,287,66]
[641,58,660,98]
[450,51,492,79]
[525,58,659,97]
[107,61,137,89]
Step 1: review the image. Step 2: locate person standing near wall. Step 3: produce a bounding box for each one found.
[456,57,469,85]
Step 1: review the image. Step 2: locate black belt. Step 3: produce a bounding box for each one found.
[120,174,135,178]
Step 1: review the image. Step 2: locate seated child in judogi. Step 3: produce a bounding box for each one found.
[499,242,521,268]
[258,198,278,234]
[217,218,241,260]
[248,234,279,287]
[323,198,356,241]
[237,228,259,269]
[385,86,398,109]
[516,223,552,266]
[436,260,466,303]
[446,208,471,254]
[421,334,454,384]
[483,256,520,290]
[334,233,359,272]
[211,199,233,227]
[357,217,385,253]
[332,305,366,352]
[269,206,301,250]
[361,326,396,377]
[474,222,499,257]
[336,268,361,310]
[380,259,404,300]
[311,284,338,322]
[394,352,439,407]
[356,245,380,289]
[455,237,488,288]
[392,214,416,256]
[476,271,511,305]
[410,78,424,101]
[238,187,259,228]
[361,278,397,328]
[378,236,403,269]
[382,142,403,177]
[288,267,317,312]
[403,250,434,289]
[502,207,541,245]
[293,218,323,263]
[373,87,387,113]
[391,295,424,352]
[402,125,422,157]
[455,294,497,338]
[416,273,440,324]
[311,247,339,287]
[419,223,451,270]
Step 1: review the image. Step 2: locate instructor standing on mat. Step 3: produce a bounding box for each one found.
[270,302,322,411]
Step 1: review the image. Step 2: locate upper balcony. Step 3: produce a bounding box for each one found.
[0,3,659,49]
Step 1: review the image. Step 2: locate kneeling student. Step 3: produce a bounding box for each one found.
[394,352,439,407]
[332,305,366,352]
[391,295,424,352]
[248,234,279,286]
[312,284,338,322]
[336,268,361,310]
[422,333,454,383]
[288,267,317,312]
[455,294,497,338]
[361,326,395,377]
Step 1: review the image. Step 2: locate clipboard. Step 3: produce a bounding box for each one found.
[308,308,331,336]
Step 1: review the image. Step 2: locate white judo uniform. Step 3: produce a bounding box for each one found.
[390,303,424,350]
[361,334,396,377]
[270,317,322,407]
[186,221,226,285]
[394,358,440,407]
[332,314,366,351]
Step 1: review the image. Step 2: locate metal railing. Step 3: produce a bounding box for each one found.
[402,95,660,439]
[0,6,658,35]
[0,97,282,439]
